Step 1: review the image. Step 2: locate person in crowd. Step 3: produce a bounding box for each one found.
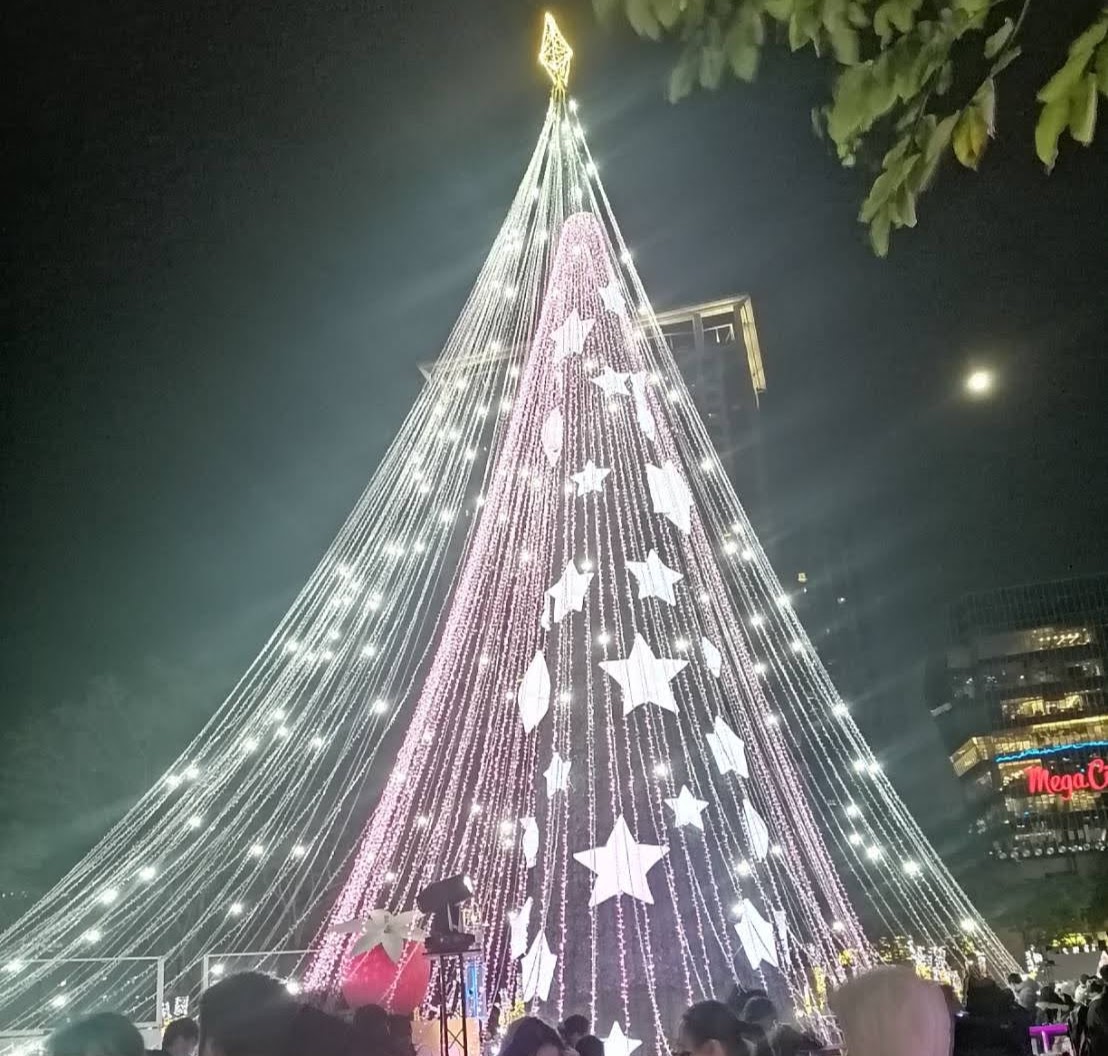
[1084,976,1108,1056]
[574,1035,604,1056]
[738,996,822,1055]
[1013,975,1040,1017]
[723,988,768,1021]
[1036,983,1069,1024]
[351,1004,414,1056]
[48,1012,145,1056]
[677,999,770,1056]
[828,965,952,1056]
[1006,973,1024,997]
[559,1015,591,1051]
[281,1004,358,1056]
[197,971,298,1056]
[1075,974,1094,1006]
[157,1018,199,1056]
[500,1017,565,1056]
[954,975,1029,1056]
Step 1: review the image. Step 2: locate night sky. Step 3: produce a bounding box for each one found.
[4,0,1108,883]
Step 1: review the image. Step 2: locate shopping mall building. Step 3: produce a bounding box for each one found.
[929,574,1108,875]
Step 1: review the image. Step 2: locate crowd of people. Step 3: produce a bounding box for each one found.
[40,962,1108,1056]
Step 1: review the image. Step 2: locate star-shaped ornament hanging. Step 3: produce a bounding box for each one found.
[573,815,668,906]
[598,281,626,316]
[541,561,594,630]
[590,366,631,398]
[601,1021,642,1056]
[543,752,571,798]
[664,785,709,830]
[507,897,533,959]
[551,309,595,365]
[645,461,693,534]
[734,898,779,970]
[521,816,539,868]
[541,407,563,466]
[629,372,656,442]
[701,636,723,678]
[538,12,573,91]
[706,715,749,778]
[331,908,425,961]
[571,460,611,497]
[518,929,557,1002]
[599,633,688,716]
[626,549,683,606]
[517,650,552,733]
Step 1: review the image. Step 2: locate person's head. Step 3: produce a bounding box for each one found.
[1089,979,1106,999]
[829,967,952,1056]
[575,1036,603,1056]
[736,997,776,1034]
[1081,974,1091,984]
[1099,964,1108,983]
[198,972,297,1056]
[560,1016,590,1047]
[501,1017,564,1056]
[963,976,1011,1019]
[48,1012,145,1056]
[678,1000,765,1056]
[163,1018,200,1056]
[1006,973,1022,987]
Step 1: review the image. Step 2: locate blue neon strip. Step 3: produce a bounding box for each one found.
[995,740,1108,763]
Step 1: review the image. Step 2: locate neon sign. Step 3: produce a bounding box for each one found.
[1026,758,1108,800]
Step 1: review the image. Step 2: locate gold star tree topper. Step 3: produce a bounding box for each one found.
[539,13,573,91]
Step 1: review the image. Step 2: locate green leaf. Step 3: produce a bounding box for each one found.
[1069,16,1108,58]
[763,0,794,21]
[1038,51,1089,105]
[975,77,996,134]
[626,0,662,40]
[829,22,860,64]
[984,17,1013,60]
[934,60,954,96]
[989,44,1022,78]
[1035,96,1070,170]
[723,4,765,81]
[924,112,958,163]
[895,183,918,228]
[1096,41,1108,95]
[848,1,869,28]
[668,47,699,102]
[699,28,727,89]
[869,210,891,257]
[788,11,806,50]
[1069,72,1099,145]
[654,0,683,31]
[952,105,987,169]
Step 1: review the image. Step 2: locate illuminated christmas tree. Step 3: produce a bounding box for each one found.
[0,15,1013,1048]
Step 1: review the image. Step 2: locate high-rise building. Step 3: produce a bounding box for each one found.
[654,295,768,534]
[929,574,1108,875]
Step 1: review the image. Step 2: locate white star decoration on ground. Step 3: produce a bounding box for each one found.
[645,460,693,534]
[517,651,551,733]
[573,815,667,906]
[598,280,626,316]
[599,633,688,716]
[508,897,532,959]
[519,929,557,1002]
[590,366,630,398]
[551,309,594,365]
[701,636,723,677]
[571,460,611,497]
[331,908,425,961]
[665,785,709,830]
[626,549,683,606]
[541,561,593,630]
[601,1022,642,1056]
[734,898,779,970]
[541,407,563,465]
[707,715,749,777]
[543,752,571,797]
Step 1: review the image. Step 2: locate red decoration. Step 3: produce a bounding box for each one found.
[1027,758,1108,800]
[341,941,430,1014]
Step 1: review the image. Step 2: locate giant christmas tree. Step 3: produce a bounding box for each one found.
[0,17,1013,1051]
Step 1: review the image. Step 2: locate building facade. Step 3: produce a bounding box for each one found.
[929,575,1108,871]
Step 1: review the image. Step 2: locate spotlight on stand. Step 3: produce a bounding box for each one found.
[417,874,477,955]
